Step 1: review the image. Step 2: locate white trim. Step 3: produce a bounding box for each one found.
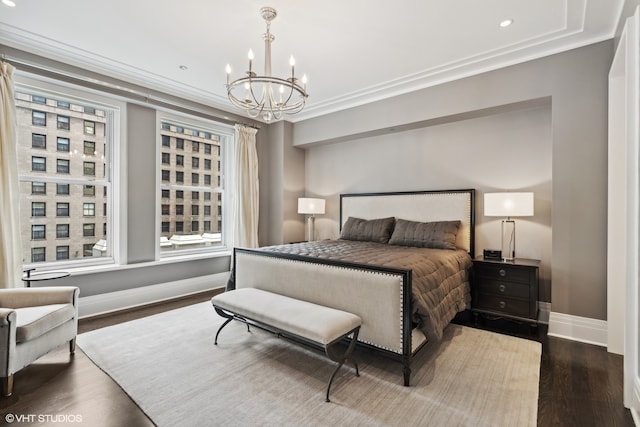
[78,272,228,319]
[547,311,608,348]
[537,301,551,325]
[632,378,640,426]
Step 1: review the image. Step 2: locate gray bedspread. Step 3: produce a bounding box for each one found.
[230,240,472,341]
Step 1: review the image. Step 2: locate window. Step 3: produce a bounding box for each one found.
[57,115,70,130]
[57,183,70,195]
[83,203,95,216]
[84,162,96,176]
[32,182,46,194]
[162,152,170,164]
[57,159,70,174]
[84,141,96,155]
[84,121,95,135]
[32,133,46,149]
[57,203,70,217]
[83,224,95,237]
[31,225,46,240]
[83,244,94,257]
[56,246,70,260]
[31,247,45,263]
[162,170,170,181]
[162,204,170,215]
[32,202,46,217]
[56,224,70,238]
[32,156,46,172]
[32,95,46,104]
[57,137,70,152]
[16,85,116,265]
[158,117,228,255]
[162,189,170,198]
[162,135,170,147]
[32,111,46,126]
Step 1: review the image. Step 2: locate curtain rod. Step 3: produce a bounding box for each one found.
[1,52,261,130]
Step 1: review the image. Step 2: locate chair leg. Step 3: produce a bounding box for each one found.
[70,337,76,355]
[2,375,13,397]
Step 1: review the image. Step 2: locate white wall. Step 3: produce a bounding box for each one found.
[305,105,552,301]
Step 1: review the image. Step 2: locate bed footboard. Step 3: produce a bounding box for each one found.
[233,248,415,380]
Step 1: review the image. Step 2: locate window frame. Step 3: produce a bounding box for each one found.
[15,75,123,270]
[156,112,233,259]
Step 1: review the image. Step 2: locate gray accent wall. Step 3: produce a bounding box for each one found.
[274,40,613,321]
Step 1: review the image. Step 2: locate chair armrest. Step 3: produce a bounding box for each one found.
[0,287,79,309]
[0,308,16,327]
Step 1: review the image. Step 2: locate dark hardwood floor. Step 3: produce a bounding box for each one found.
[0,293,634,426]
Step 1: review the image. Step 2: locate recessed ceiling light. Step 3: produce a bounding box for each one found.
[179,65,188,71]
[500,19,514,28]
[2,0,16,7]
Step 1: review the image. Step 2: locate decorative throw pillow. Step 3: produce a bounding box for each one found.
[388,219,461,250]
[340,216,396,244]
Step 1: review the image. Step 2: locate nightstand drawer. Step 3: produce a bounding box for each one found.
[474,279,530,299]
[474,294,530,318]
[474,263,532,284]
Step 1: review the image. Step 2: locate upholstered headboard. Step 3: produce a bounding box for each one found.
[339,189,475,257]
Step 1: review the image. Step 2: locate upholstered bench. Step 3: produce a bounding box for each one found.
[211,288,362,402]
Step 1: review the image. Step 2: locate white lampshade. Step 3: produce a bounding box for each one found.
[484,192,534,217]
[297,198,325,215]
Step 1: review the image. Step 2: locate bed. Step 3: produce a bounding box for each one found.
[228,189,475,385]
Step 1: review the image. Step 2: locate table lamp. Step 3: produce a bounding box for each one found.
[298,198,325,241]
[484,192,534,261]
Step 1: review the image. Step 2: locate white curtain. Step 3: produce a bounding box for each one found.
[0,62,23,288]
[232,124,259,248]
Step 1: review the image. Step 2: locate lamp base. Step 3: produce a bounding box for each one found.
[305,216,315,242]
[501,219,516,261]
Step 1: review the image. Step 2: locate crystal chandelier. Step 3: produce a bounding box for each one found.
[225,7,308,122]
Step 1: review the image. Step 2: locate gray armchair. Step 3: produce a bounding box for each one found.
[0,286,79,396]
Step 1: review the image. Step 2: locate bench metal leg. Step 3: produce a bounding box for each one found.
[324,327,360,402]
[213,307,250,345]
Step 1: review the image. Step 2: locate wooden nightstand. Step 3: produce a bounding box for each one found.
[471,257,540,324]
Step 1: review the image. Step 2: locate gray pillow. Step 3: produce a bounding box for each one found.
[388,219,461,250]
[340,216,396,244]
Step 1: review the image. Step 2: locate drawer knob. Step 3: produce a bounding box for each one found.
[499,269,506,277]
[499,284,506,293]
[499,301,506,309]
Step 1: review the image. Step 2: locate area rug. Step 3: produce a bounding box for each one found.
[77,302,541,427]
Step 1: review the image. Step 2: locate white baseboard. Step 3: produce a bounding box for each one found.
[537,301,551,324]
[78,272,229,319]
[547,311,608,347]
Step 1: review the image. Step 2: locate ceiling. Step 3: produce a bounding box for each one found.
[0,0,625,123]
